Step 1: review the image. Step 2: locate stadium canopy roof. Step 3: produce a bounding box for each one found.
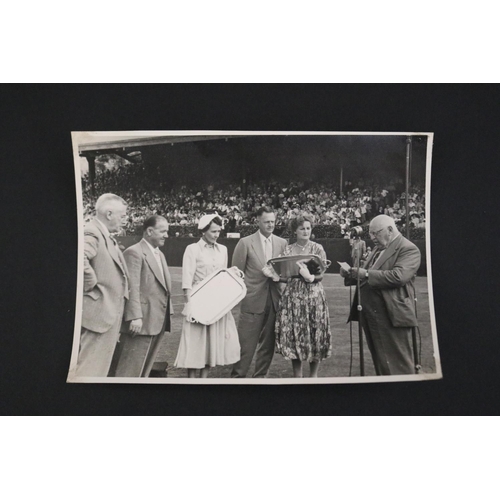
[79,134,250,196]
[79,134,248,158]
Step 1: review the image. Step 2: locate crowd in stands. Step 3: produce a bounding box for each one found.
[82,163,426,236]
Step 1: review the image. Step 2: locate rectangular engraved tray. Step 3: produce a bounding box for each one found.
[189,268,247,325]
[268,254,329,279]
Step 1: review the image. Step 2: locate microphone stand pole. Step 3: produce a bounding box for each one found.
[354,238,364,376]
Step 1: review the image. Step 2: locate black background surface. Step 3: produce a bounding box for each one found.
[1,84,498,415]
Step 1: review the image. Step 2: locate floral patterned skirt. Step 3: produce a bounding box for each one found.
[275,279,332,362]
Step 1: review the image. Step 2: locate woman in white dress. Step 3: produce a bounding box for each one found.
[174,214,241,378]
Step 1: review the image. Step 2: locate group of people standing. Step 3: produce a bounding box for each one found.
[74,191,421,380]
[175,207,333,379]
[75,194,332,379]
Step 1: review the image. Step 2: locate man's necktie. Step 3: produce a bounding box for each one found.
[154,248,165,282]
[265,238,272,262]
[368,249,381,269]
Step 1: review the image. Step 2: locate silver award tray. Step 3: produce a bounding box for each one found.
[189,268,247,325]
[268,254,330,279]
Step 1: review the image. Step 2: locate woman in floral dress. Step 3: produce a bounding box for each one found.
[274,214,332,377]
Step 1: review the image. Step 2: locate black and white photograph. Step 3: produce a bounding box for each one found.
[67,130,440,384]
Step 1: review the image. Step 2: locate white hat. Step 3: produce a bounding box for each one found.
[198,212,222,230]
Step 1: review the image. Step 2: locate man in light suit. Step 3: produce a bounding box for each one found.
[231,207,288,378]
[342,214,421,375]
[76,193,129,377]
[111,215,173,377]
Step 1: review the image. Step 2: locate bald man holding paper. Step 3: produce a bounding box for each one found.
[341,215,421,375]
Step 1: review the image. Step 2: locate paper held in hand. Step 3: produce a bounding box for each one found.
[337,261,352,273]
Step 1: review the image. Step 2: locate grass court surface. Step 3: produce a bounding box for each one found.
[157,268,436,379]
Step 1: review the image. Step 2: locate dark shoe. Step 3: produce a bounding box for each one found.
[149,365,168,378]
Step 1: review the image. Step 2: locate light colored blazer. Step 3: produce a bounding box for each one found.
[82,219,129,333]
[232,231,287,314]
[347,234,421,327]
[121,240,173,336]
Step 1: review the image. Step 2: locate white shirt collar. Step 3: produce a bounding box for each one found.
[198,238,220,251]
[142,238,159,254]
[259,231,272,246]
[95,218,110,237]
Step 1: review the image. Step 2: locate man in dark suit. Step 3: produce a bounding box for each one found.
[341,215,421,375]
[112,215,173,377]
[75,193,129,377]
[231,207,288,378]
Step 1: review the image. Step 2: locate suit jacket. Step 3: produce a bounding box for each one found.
[232,231,287,314]
[121,240,173,336]
[82,219,129,333]
[347,234,421,328]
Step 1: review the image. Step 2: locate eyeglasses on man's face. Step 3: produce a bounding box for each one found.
[369,227,387,238]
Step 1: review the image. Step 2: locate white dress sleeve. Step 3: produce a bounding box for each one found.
[182,244,197,290]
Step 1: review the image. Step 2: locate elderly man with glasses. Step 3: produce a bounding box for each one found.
[340,215,421,375]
